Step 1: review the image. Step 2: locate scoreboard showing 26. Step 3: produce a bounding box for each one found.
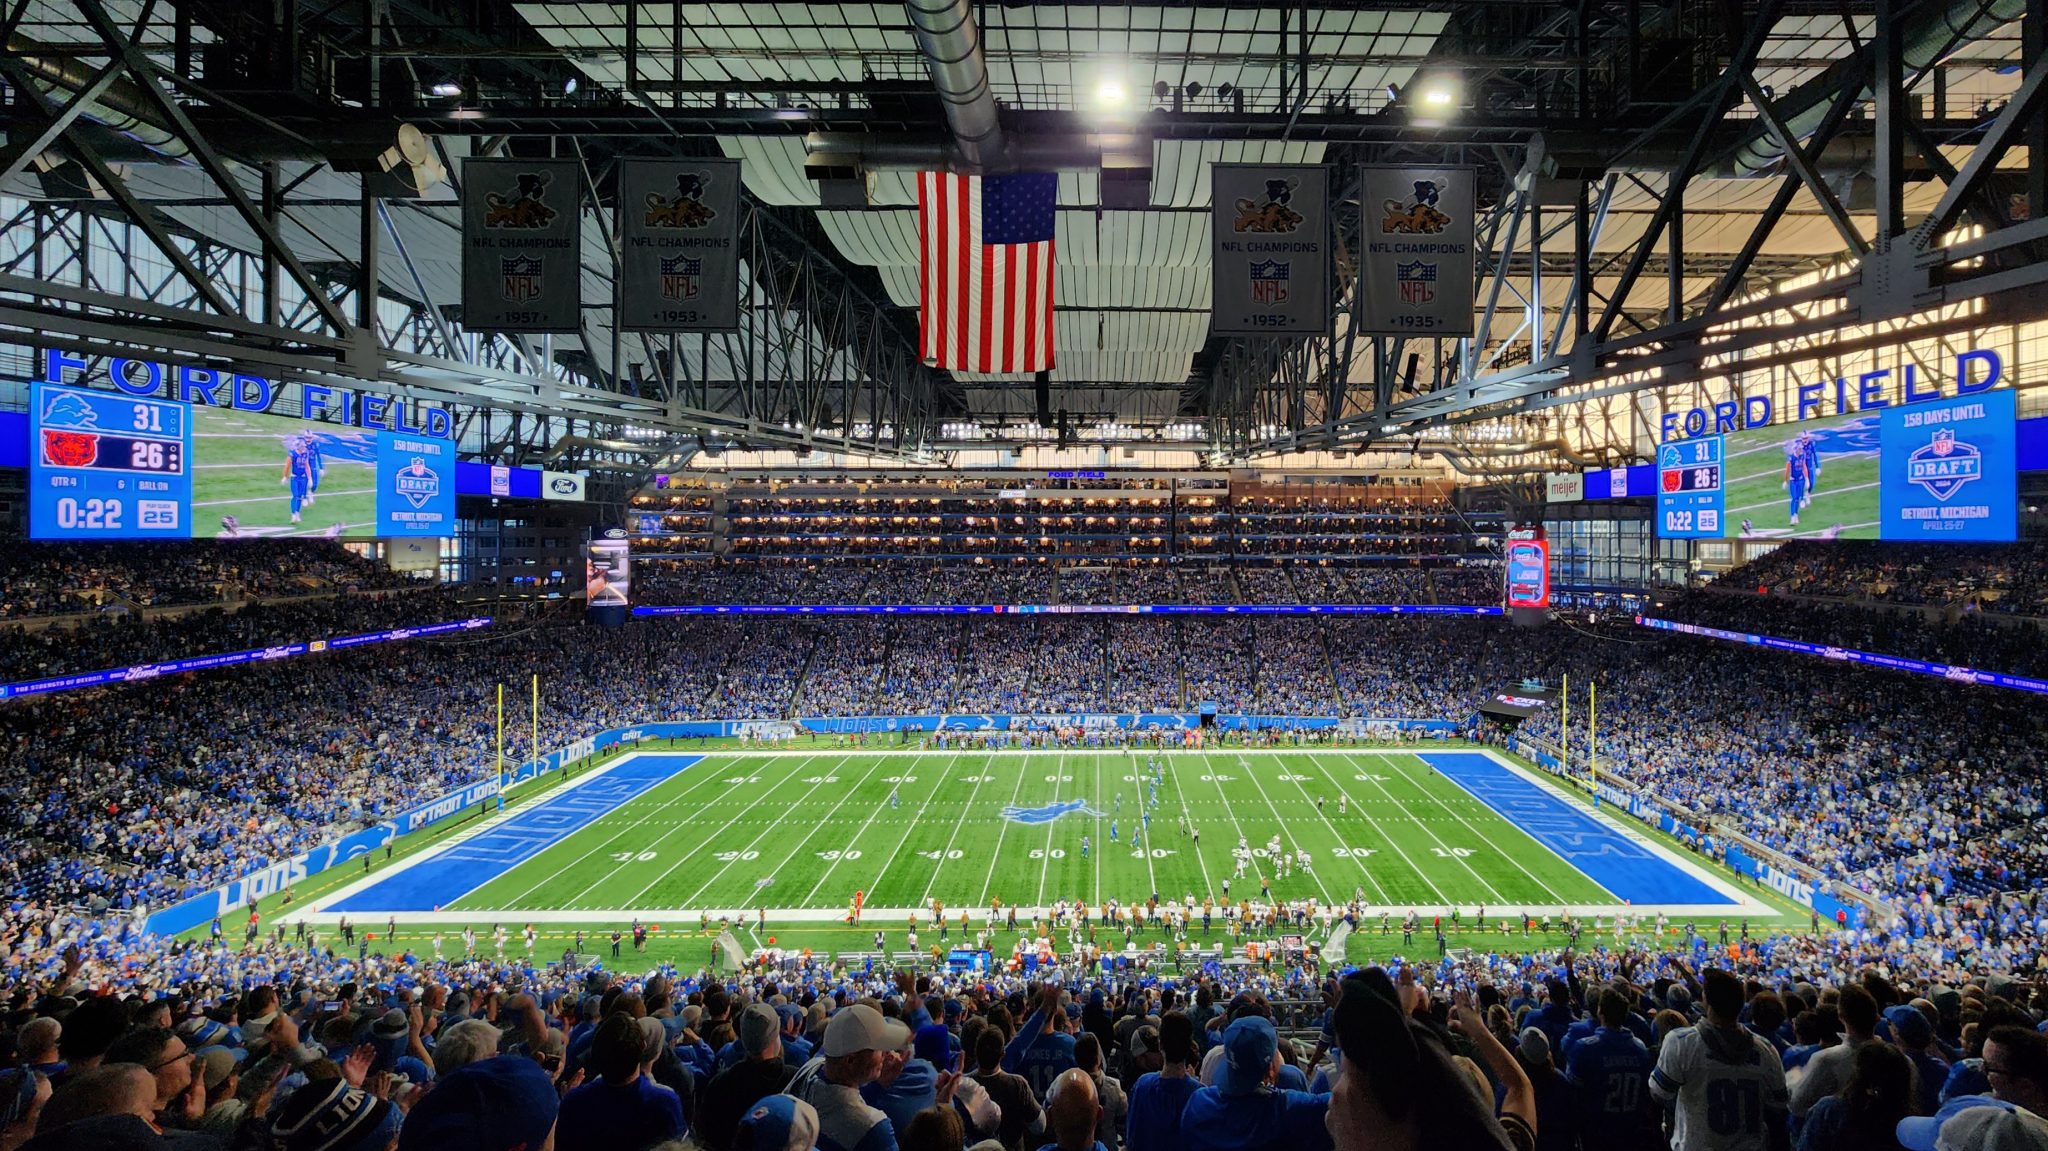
[1657,437,1725,539]
[30,383,193,538]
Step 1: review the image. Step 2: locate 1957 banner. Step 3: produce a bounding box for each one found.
[1356,165,1475,336]
[1209,164,1330,336]
[461,158,583,333]
[618,158,742,331]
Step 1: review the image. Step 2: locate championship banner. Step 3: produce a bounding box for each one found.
[461,158,582,333]
[1209,164,1330,336]
[1357,165,1475,336]
[618,158,742,331]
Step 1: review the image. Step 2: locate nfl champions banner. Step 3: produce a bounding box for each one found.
[1357,165,1475,336]
[461,157,583,333]
[618,158,742,331]
[1209,164,1331,336]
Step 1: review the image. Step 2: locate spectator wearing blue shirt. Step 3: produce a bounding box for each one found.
[1882,1006,1947,1116]
[1180,1017,1331,1151]
[558,1015,688,1151]
[1564,989,1655,1151]
[1126,1013,1201,1151]
[863,1025,939,1139]
[1005,986,1079,1100]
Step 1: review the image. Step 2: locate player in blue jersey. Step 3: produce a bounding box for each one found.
[281,435,313,524]
[304,432,325,498]
[1566,989,1657,1150]
[1798,429,1821,498]
[1081,835,1090,859]
[1781,436,1810,526]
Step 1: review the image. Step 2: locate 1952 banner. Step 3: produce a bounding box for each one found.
[618,158,741,331]
[1357,165,1475,336]
[462,158,583,333]
[1209,164,1330,336]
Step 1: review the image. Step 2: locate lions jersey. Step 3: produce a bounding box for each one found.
[1649,1024,1788,1151]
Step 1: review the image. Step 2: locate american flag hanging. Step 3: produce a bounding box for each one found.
[917,171,1057,374]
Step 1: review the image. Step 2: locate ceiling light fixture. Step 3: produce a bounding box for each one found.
[431,81,463,97]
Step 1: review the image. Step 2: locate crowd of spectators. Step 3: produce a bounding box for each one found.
[1654,591,2048,678]
[9,896,2048,1151]
[0,540,413,620]
[1731,540,2048,616]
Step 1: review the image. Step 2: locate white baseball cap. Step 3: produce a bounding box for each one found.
[821,1003,911,1057]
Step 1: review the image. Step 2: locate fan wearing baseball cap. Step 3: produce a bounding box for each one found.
[788,1004,911,1151]
[1897,1095,2048,1151]
[1179,1017,1330,1151]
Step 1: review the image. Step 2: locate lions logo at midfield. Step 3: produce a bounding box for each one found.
[1233,178,1305,233]
[483,172,558,228]
[643,172,717,229]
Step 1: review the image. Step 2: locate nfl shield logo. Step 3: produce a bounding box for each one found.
[660,254,703,301]
[1249,259,1289,305]
[501,255,543,301]
[1397,260,1437,304]
[1906,427,1983,501]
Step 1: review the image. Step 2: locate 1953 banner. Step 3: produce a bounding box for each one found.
[1357,165,1475,336]
[1209,164,1330,336]
[461,158,583,333]
[618,158,742,331]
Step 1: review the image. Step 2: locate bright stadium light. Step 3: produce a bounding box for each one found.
[1093,77,1128,112]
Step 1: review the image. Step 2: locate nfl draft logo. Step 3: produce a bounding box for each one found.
[660,254,703,301]
[501,255,544,301]
[394,456,441,509]
[1249,260,1290,305]
[1397,260,1438,304]
[1905,427,1983,501]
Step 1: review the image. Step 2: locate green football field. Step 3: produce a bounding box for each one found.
[190,408,381,537]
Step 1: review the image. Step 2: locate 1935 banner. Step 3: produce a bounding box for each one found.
[461,158,583,333]
[1209,164,1330,336]
[618,158,742,331]
[1357,165,1475,336]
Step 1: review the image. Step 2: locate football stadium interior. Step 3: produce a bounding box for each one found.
[2,0,2048,1148]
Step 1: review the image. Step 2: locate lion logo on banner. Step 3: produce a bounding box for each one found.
[483,172,558,228]
[643,172,717,229]
[1232,178,1305,233]
[1380,179,1453,234]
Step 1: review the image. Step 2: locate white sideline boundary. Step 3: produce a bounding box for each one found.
[281,746,1777,927]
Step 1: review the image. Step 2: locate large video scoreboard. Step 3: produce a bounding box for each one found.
[1657,389,2017,542]
[30,382,457,540]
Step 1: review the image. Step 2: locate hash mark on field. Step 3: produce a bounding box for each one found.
[1304,752,1449,905]
[763,753,896,909]
[920,754,997,908]
[1273,752,1388,904]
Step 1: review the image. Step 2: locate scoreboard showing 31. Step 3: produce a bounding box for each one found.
[30,384,193,538]
[1657,437,1725,538]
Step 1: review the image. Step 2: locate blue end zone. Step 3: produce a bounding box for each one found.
[328,754,702,913]
[1418,752,1736,906]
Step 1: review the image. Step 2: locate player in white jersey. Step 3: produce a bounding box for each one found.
[1650,969,1788,1151]
[432,933,443,959]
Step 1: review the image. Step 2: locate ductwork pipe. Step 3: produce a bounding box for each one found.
[6,32,188,159]
[1721,0,2028,176]
[902,0,1004,170]
[806,131,1117,172]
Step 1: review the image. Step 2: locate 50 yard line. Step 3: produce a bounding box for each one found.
[976,753,1036,909]
[1033,752,1066,908]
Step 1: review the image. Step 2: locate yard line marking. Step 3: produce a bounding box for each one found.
[1234,752,1334,904]
[1271,751,1389,904]
[1033,752,1065,908]
[976,752,1037,909]
[1126,751,1157,897]
[633,755,844,909]
[1302,752,1450,905]
[1381,753,1579,905]
[1340,751,1505,904]
[920,753,998,908]
[1159,748,1215,900]
[858,751,980,902]
[1191,750,1266,891]
[1093,751,1105,902]
[753,753,897,909]
[497,753,744,908]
